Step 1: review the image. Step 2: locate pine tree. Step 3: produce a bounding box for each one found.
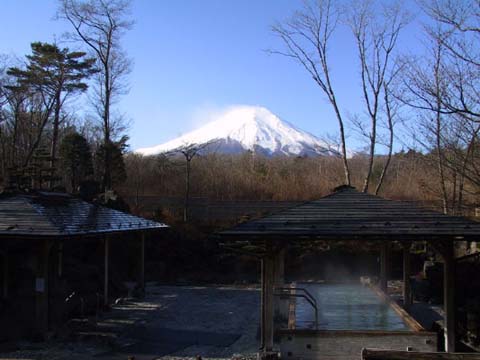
[8,42,97,186]
[59,132,93,192]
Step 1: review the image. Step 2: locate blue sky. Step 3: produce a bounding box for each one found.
[1,0,425,151]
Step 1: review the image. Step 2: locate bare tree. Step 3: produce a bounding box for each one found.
[398,2,480,213]
[424,2,480,213]
[166,141,219,222]
[58,0,133,191]
[373,79,397,195]
[123,152,159,210]
[0,56,9,179]
[347,0,407,193]
[399,26,451,213]
[271,0,351,186]
[420,0,480,121]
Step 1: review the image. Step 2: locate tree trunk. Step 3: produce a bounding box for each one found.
[331,96,351,186]
[10,102,20,168]
[70,163,76,192]
[457,126,480,215]
[49,91,61,189]
[23,106,53,169]
[374,84,395,195]
[184,159,191,222]
[451,171,457,215]
[362,131,376,193]
[102,63,112,192]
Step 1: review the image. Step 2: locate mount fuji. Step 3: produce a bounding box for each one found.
[136,105,340,157]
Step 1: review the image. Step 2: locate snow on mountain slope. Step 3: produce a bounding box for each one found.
[136,105,340,157]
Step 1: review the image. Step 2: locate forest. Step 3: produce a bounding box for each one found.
[1,0,480,221]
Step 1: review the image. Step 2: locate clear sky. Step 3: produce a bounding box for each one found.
[1,0,425,151]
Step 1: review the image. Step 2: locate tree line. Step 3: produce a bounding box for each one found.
[120,150,473,218]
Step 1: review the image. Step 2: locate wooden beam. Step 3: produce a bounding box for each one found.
[369,284,424,332]
[443,241,456,353]
[138,232,146,295]
[362,348,480,359]
[104,236,110,307]
[380,242,388,292]
[35,239,50,336]
[403,242,412,309]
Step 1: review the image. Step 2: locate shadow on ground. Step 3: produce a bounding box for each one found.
[99,285,260,360]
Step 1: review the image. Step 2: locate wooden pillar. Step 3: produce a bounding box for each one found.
[260,241,276,355]
[264,254,275,352]
[273,247,285,286]
[2,253,8,299]
[58,241,63,278]
[274,246,287,324]
[104,236,110,307]
[260,256,265,350]
[138,232,146,294]
[380,242,389,293]
[403,242,412,309]
[443,241,456,353]
[35,239,50,336]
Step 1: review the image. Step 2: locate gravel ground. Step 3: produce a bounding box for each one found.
[0,284,261,360]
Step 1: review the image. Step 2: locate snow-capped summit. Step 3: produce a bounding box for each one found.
[136,105,339,157]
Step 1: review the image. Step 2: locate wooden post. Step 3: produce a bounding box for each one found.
[2,253,8,299]
[264,253,275,352]
[35,239,50,336]
[138,232,146,294]
[443,241,456,353]
[260,257,265,350]
[380,242,389,293]
[260,241,276,357]
[274,246,286,325]
[58,241,63,278]
[104,236,110,307]
[403,242,412,309]
[274,247,285,285]
[260,258,265,350]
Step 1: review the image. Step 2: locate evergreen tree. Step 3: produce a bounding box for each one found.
[8,42,97,185]
[59,132,93,192]
[94,137,127,188]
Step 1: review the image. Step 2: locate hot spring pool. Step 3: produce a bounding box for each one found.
[295,283,410,331]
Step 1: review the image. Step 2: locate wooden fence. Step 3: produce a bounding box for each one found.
[125,196,303,222]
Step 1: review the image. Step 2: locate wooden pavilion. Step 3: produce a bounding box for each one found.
[217,185,480,356]
[0,190,167,338]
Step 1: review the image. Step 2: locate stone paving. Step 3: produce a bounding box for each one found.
[0,284,261,360]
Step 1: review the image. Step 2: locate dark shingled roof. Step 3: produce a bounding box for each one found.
[218,186,480,241]
[0,192,167,238]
